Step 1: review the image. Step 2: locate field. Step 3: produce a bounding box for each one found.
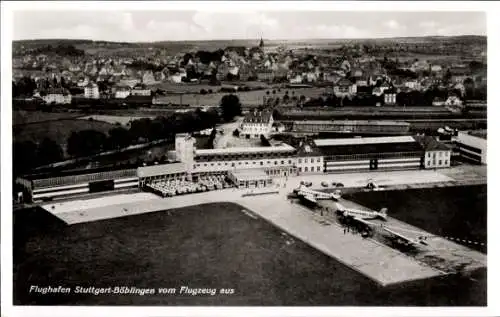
[150,81,271,94]
[79,115,155,126]
[345,185,487,253]
[14,199,485,306]
[13,119,115,148]
[13,110,82,126]
[154,87,328,107]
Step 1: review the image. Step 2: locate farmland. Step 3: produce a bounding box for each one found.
[154,87,329,107]
[13,119,115,150]
[13,110,82,126]
[79,115,155,126]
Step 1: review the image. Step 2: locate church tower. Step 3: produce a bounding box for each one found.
[259,37,264,49]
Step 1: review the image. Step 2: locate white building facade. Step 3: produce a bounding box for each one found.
[456,131,487,164]
[241,111,274,138]
[84,83,100,99]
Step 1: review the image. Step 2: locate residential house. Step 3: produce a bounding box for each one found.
[411,60,429,72]
[256,68,274,82]
[352,68,363,78]
[355,78,368,87]
[289,74,303,84]
[120,78,140,88]
[154,71,166,82]
[228,65,240,76]
[333,78,357,98]
[77,77,89,88]
[238,64,252,81]
[323,72,343,84]
[340,60,351,72]
[115,86,131,99]
[169,72,185,84]
[383,88,397,105]
[380,82,391,93]
[404,80,421,90]
[131,84,152,96]
[216,64,229,81]
[241,110,274,138]
[415,136,451,169]
[42,88,72,104]
[430,65,443,73]
[445,94,463,107]
[84,82,100,99]
[142,71,156,85]
[372,87,384,97]
[432,97,446,107]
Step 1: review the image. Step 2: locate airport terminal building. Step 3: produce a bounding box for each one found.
[17,133,453,203]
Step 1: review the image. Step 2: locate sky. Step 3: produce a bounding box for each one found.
[13,11,486,42]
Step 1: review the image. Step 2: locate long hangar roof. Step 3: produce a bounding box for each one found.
[195,144,296,156]
[314,136,424,156]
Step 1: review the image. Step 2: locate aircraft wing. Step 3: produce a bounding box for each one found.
[301,194,317,204]
[383,227,426,246]
[352,216,375,227]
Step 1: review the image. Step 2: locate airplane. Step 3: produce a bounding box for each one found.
[293,185,341,204]
[382,227,428,247]
[335,202,388,221]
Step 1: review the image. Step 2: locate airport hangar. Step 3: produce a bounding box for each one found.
[17,134,452,203]
[286,120,411,136]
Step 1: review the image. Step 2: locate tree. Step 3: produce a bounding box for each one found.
[233,129,240,137]
[13,140,37,175]
[108,126,132,149]
[219,94,242,122]
[37,138,63,165]
[67,130,108,157]
[260,134,271,146]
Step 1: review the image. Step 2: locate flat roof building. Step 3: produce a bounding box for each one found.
[315,136,425,173]
[228,169,273,188]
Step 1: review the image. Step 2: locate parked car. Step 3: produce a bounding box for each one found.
[305,182,313,187]
[336,183,344,188]
[321,181,329,187]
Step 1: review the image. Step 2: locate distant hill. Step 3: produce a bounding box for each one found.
[13,35,486,57]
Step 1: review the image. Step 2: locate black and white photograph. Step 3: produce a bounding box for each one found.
[1,1,497,317]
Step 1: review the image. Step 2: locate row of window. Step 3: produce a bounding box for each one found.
[427,160,448,167]
[324,152,422,161]
[194,159,294,169]
[298,166,322,172]
[427,151,450,158]
[196,153,296,162]
[294,124,407,133]
[298,157,321,164]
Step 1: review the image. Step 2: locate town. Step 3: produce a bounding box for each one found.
[11,12,487,308]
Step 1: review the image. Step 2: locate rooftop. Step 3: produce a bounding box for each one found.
[229,168,270,181]
[414,136,451,152]
[294,120,410,127]
[467,130,487,140]
[243,111,273,124]
[314,136,416,147]
[195,143,296,156]
[137,162,187,178]
[318,141,424,156]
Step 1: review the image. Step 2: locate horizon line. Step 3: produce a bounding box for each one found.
[13,34,487,44]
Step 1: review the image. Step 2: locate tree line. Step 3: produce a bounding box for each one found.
[13,108,221,176]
